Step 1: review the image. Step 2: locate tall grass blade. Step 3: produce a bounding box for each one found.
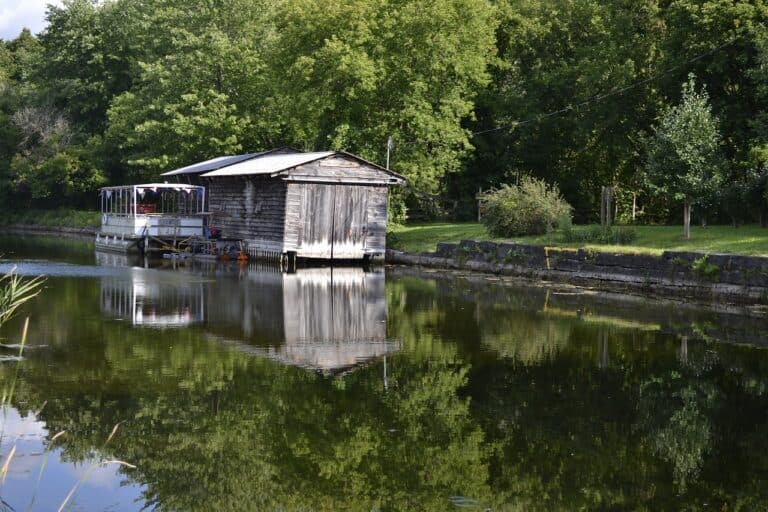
[0,445,16,484]
[26,431,66,512]
[57,422,132,512]
[0,400,45,488]
[2,318,29,411]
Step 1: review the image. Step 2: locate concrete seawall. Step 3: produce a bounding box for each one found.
[387,240,768,305]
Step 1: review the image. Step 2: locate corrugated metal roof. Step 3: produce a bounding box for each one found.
[201,151,336,177]
[161,153,266,176]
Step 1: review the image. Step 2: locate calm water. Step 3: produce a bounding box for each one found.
[2,235,768,511]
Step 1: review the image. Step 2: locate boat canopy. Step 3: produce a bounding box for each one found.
[99,183,205,216]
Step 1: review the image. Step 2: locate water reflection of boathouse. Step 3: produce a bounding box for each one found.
[99,264,398,372]
[205,267,398,374]
[100,268,206,327]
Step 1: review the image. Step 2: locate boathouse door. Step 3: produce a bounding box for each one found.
[298,184,368,259]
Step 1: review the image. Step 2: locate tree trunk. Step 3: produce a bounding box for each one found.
[700,214,707,228]
[632,192,637,222]
[679,335,688,364]
[601,186,613,227]
[600,187,606,227]
[683,202,691,239]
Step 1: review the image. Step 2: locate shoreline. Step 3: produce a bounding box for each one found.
[5,226,768,306]
[387,240,768,306]
[0,224,96,240]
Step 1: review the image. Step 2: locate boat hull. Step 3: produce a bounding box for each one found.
[94,233,142,254]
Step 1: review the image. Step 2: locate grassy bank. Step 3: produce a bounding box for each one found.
[389,223,768,256]
[0,209,100,229]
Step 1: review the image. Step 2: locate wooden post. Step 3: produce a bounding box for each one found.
[632,192,637,222]
[683,202,691,239]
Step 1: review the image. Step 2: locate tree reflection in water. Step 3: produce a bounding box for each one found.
[2,255,768,510]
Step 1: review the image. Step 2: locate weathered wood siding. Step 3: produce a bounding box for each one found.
[206,154,396,259]
[206,178,287,251]
[284,182,388,259]
[283,155,400,184]
[365,186,388,254]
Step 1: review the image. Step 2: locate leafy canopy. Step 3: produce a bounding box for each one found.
[644,75,726,205]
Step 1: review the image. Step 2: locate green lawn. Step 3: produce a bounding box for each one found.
[389,222,768,256]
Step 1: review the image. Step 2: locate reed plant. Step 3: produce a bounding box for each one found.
[0,267,135,511]
[0,267,44,329]
[1,266,44,491]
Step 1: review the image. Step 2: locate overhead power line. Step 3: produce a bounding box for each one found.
[395,35,740,149]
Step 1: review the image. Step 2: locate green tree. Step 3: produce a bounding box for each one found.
[108,88,252,181]
[0,42,14,84]
[644,76,726,238]
[105,0,272,180]
[10,140,106,204]
[5,28,42,86]
[466,0,663,221]
[266,0,498,194]
[36,0,149,133]
[661,0,768,166]
[751,27,768,166]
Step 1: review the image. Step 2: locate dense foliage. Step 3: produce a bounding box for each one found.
[644,76,726,236]
[0,0,767,222]
[479,177,571,236]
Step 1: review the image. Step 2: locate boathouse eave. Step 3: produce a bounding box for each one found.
[332,150,406,184]
[200,151,407,186]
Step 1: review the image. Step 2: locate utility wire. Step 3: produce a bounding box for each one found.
[395,35,740,148]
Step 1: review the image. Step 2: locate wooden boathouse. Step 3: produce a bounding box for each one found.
[162,150,405,261]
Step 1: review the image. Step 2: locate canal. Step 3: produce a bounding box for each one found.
[1,235,768,511]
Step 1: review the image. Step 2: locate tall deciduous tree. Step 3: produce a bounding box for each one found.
[466,0,663,220]
[105,0,273,181]
[267,0,498,194]
[644,76,726,238]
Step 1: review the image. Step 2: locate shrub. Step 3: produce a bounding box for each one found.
[691,255,720,281]
[385,230,404,251]
[480,177,572,236]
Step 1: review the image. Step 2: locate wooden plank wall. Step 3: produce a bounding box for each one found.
[286,155,400,184]
[206,156,395,259]
[297,183,335,258]
[206,178,287,251]
[285,183,389,258]
[283,182,303,251]
[365,186,388,254]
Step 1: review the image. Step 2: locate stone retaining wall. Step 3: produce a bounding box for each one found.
[387,240,768,304]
